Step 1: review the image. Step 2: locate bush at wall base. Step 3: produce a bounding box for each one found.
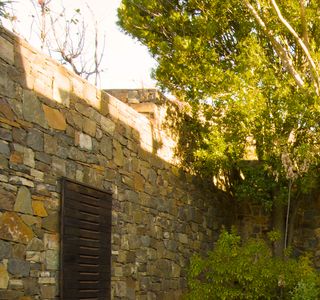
[186,230,320,299]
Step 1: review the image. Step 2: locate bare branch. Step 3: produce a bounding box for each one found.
[243,0,305,89]
[270,0,319,95]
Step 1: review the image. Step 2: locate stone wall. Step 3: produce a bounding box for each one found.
[0,27,227,299]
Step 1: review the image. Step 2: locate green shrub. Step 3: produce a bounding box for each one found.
[186,230,320,299]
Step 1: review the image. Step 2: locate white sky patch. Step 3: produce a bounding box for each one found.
[4,0,156,89]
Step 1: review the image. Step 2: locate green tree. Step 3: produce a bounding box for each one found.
[187,230,320,299]
[118,0,320,255]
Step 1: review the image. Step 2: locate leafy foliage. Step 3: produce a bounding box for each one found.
[119,0,320,252]
[186,230,320,299]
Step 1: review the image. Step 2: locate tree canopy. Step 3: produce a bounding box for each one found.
[118,0,320,254]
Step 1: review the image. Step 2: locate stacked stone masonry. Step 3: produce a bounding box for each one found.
[0,27,227,299]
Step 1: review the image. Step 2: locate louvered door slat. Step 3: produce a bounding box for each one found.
[61,178,112,300]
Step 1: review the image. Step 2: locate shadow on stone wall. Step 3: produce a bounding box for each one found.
[0,26,232,300]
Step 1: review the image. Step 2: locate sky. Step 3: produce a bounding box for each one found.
[4,0,157,89]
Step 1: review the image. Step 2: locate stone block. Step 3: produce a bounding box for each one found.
[0,140,10,157]
[0,36,14,64]
[83,82,98,109]
[83,118,96,136]
[0,187,15,211]
[0,211,34,244]
[26,251,42,263]
[9,279,23,290]
[21,215,41,227]
[32,200,48,217]
[52,73,70,107]
[12,128,27,144]
[113,140,124,166]
[100,116,116,135]
[40,285,56,298]
[38,277,56,284]
[42,212,59,232]
[12,243,26,259]
[30,169,44,182]
[100,136,112,159]
[8,258,30,277]
[9,176,34,187]
[44,134,58,155]
[134,173,145,191]
[44,233,59,250]
[0,128,12,142]
[42,104,67,131]
[23,148,35,168]
[27,238,44,251]
[0,263,9,289]
[52,156,66,176]
[23,278,39,295]
[27,129,43,151]
[23,90,47,128]
[33,72,53,99]
[14,186,33,215]
[75,132,92,151]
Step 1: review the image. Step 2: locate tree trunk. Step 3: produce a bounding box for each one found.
[273,201,285,257]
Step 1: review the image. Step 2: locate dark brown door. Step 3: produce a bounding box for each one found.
[61,178,112,300]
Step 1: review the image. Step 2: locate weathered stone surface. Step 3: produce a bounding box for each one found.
[38,277,56,284]
[0,140,10,156]
[27,238,44,251]
[100,116,116,135]
[0,128,12,142]
[9,279,24,290]
[30,169,44,182]
[52,156,66,176]
[12,128,27,144]
[83,118,96,136]
[113,140,124,166]
[0,264,9,289]
[10,151,23,164]
[23,148,35,168]
[44,134,58,155]
[53,72,70,107]
[32,201,48,217]
[100,136,113,159]
[0,187,15,211]
[35,151,52,164]
[45,250,58,270]
[0,154,8,168]
[26,251,42,263]
[8,258,30,277]
[44,233,59,250]
[0,35,14,64]
[134,173,145,192]
[42,104,67,131]
[14,186,33,214]
[0,290,24,299]
[75,132,92,151]
[23,90,47,128]
[40,285,56,298]
[21,215,41,227]
[27,129,43,151]
[0,240,11,259]
[19,296,33,300]
[0,212,34,244]
[12,243,26,259]
[0,98,15,120]
[23,278,39,295]
[9,176,34,187]
[42,212,58,232]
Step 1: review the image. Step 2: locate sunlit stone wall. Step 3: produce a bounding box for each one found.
[0,27,227,299]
